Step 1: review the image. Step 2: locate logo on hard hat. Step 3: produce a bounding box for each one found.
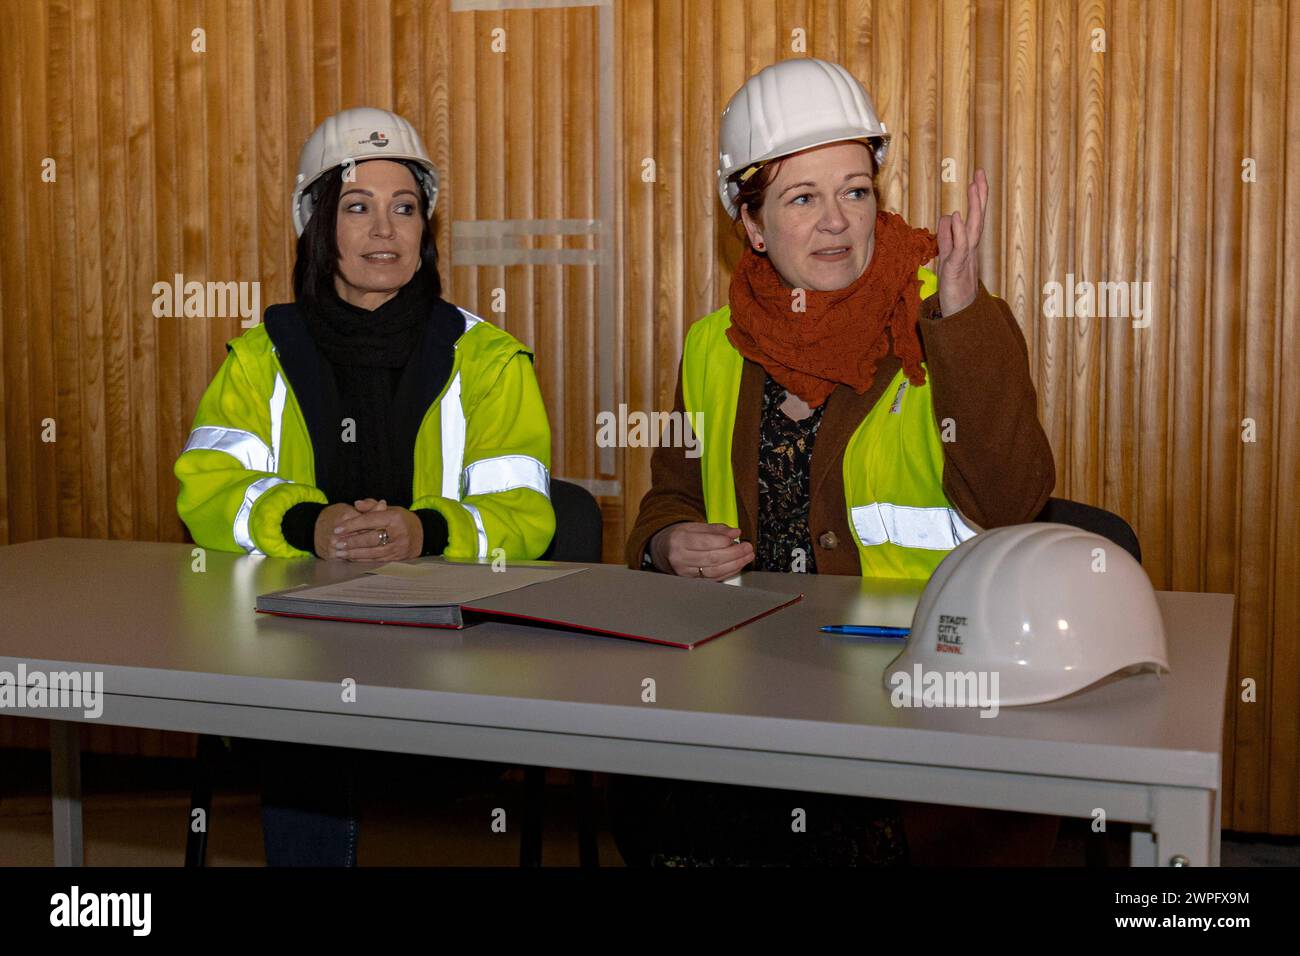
[362,131,389,147]
[935,614,966,654]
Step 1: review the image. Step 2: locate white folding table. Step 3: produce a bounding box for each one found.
[0,538,1232,866]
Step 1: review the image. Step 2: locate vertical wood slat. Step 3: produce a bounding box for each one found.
[0,0,1297,833]
[449,5,477,310]
[561,5,596,481]
[1071,0,1104,506]
[366,0,394,109]
[684,1,716,328]
[622,0,656,527]
[1170,1,1211,595]
[338,0,368,106]
[715,0,747,282]
[99,0,132,546]
[655,0,684,416]
[1004,0,1037,376]
[72,0,108,543]
[906,0,939,237]
[1206,0,1247,610]
[425,0,450,297]
[392,0,421,140]
[150,0,184,544]
[0,0,29,549]
[255,1,289,309]
[1217,0,1256,828]
[1037,0,1071,498]
[313,0,341,124]
[605,0,626,557]
[872,0,907,225]
[477,12,506,329]
[1137,0,1175,628]
[809,0,835,63]
[939,0,972,221]
[1235,0,1284,835]
[744,0,772,76]
[49,1,84,541]
[505,8,535,349]
[125,0,159,544]
[1100,0,1142,547]
[229,0,259,350]
[285,0,315,295]
[24,1,59,544]
[535,11,564,474]
[781,0,809,60]
[973,0,1002,297]
[202,0,230,401]
[1271,0,1300,840]
[178,0,208,461]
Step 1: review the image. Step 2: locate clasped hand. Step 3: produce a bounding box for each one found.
[314,498,424,561]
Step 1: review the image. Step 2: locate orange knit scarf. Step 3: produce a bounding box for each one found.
[726,210,938,408]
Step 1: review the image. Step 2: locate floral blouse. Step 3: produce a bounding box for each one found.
[755,373,825,574]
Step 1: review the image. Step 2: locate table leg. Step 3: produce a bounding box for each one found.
[1146,787,1215,867]
[1129,827,1156,866]
[50,721,84,867]
[1210,784,1222,866]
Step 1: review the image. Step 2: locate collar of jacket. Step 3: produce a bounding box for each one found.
[259,296,465,498]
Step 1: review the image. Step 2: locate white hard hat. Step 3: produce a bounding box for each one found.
[717,58,890,219]
[292,107,440,236]
[884,523,1169,708]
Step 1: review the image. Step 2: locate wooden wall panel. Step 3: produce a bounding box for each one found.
[0,0,1297,835]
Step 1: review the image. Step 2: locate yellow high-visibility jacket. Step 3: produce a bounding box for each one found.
[683,266,978,579]
[175,300,555,560]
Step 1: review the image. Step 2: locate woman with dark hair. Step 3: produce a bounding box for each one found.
[175,108,554,864]
[177,107,553,564]
[613,59,1058,865]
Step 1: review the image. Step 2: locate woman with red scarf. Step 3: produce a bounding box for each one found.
[613,58,1058,866]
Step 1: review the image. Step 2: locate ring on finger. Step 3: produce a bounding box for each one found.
[377,528,389,547]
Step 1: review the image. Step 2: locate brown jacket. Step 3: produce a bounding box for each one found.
[624,281,1056,573]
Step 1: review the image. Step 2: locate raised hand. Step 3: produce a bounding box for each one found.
[935,168,989,317]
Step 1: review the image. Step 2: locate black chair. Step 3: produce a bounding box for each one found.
[522,478,604,867]
[539,478,603,562]
[1034,496,1141,866]
[1033,496,1141,564]
[183,479,604,867]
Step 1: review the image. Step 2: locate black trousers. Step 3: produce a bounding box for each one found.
[257,742,507,866]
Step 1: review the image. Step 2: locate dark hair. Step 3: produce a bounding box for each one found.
[731,141,882,241]
[293,160,441,307]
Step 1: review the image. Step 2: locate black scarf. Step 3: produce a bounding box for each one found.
[305,266,441,507]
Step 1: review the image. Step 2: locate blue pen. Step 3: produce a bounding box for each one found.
[820,625,909,639]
